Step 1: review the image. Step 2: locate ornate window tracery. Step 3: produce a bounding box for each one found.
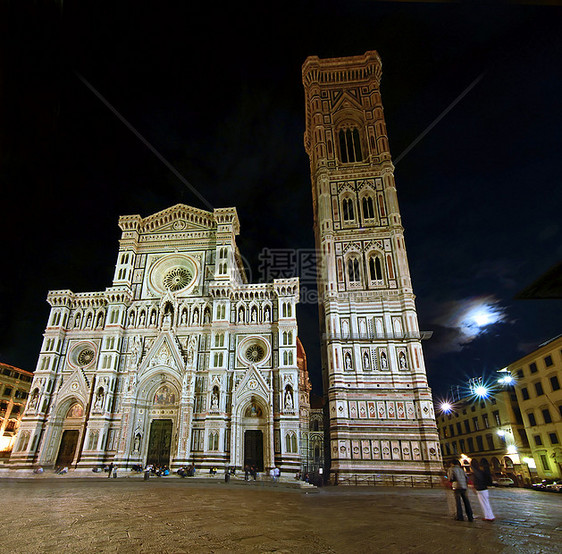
[338,127,363,163]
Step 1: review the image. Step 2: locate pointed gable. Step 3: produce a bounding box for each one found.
[138,332,186,379]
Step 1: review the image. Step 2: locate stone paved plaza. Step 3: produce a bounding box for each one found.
[0,476,560,553]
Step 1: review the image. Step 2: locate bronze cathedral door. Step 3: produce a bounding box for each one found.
[244,430,263,471]
[147,419,172,467]
[55,429,79,467]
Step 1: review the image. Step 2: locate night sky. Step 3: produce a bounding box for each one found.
[1,1,561,399]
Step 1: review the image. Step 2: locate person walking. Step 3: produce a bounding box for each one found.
[447,460,473,522]
[471,459,495,521]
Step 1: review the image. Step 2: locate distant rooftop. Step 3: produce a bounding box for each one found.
[516,261,562,300]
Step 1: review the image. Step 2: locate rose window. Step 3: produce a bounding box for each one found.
[77,349,94,366]
[163,267,192,291]
[245,344,265,363]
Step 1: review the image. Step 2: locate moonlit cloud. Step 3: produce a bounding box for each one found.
[424,295,509,355]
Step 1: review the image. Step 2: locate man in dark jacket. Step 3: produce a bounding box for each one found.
[447,460,474,521]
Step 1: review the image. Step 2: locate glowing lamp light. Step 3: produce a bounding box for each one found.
[440,402,453,414]
[496,430,506,437]
[473,385,489,398]
[507,445,518,455]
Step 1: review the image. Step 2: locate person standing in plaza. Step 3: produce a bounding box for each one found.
[470,459,495,521]
[447,460,473,522]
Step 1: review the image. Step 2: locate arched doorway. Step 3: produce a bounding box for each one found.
[244,430,264,471]
[55,403,84,467]
[146,419,173,467]
[143,382,179,467]
[238,398,268,471]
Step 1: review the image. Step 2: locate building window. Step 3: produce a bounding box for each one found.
[534,434,543,446]
[485,434,494,450]
[342,198,355,221]
[456,422,462,435]
[493,411,501,426]
[521,387,530,400]
[338,127,363,163]
[549,432,559,445]
[449,424,455,437]
[464,420,471,433]
[542,408,552,424]
[544,355,553,367]
[368,255,383,281]
[550,375,560,391]
[362,196,375,220]
[347,258,361,282]
[529,362,538,373]
[535,382,544,396]
[516,369,524,379]
[467,437,474,451]
[483,414,490,429]
[3,387,12,397]
[476,436,484,451]
[528,412,537,426]
[540,454,549,471]
[472,417,479,431]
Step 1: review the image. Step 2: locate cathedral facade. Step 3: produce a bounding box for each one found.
[302,51,442,484]
[12,205,306,473]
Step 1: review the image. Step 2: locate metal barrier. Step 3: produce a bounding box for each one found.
[336,474,438,488]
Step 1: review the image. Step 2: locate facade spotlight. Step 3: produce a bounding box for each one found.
[496,430,506,437]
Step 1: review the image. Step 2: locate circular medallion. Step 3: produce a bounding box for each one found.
[248,379,258,390]
[245,344,265,363]
[77,349,95,366]
[237,336,270,367]
[148,254,198,295]
[163,267,192,291]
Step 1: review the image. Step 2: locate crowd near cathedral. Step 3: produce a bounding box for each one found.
[8,51,443,484]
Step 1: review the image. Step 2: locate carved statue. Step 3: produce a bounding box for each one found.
[211,389,219,410]
[187,335,197,364]
[94,388,105,411]
[284,388,294,410]
[130,335,142,368]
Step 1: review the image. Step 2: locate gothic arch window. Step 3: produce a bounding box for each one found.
[362,196,375,220]
[347,257,361,283]
[209,431,219,451]
[368,254,383,281]
[338,127,363,163]
[342,197,355,221]
[285,432,298,453]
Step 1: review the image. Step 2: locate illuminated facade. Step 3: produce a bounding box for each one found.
[510,335,562,480]
[302,51,442,485]
[437,389,534,485]
[12,204,309,474]
[0,364,33,457]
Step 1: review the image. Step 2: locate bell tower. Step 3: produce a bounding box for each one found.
[302,51,442,484]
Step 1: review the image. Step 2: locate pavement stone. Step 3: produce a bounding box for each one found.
[0,477,560,553]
